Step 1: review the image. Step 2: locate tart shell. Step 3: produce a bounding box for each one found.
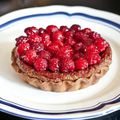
[11,46,112,92]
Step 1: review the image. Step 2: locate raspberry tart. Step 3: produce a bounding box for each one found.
[11,24,112,92]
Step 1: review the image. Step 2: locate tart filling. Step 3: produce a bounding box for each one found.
[11,24,112,92]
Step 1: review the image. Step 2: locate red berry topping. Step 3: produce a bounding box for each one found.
[86,44,99,54]
[53,40,64,47]
[65,37,75,46]
[64,30,75,46]
[85,45,101,65]
[40,33,51,47]
[38,28,45,35]
[95,38,108,52]
[16,36,28,46]
[65,31,74,38]
[39,50,51,60]
[49,58,59,72]
[75,58,88,70]
[89,32,101,40]
[22,50,37,65]
[24,26,38,35]
[46,25,58,34]
[60,59,75,72]
[74,31,85,41]
[86,53,101,65]
[73,42,83,51]
[60,25,69,33]
[82,28,91,34]
[73,52,84,60]
[31,43,44,52]
[34,58,48,71]
[74,31,93,45]
[15,24,110,73]
[70,24,81,33]
[52,31,64,42]
[57,46,73,59]
[28,34,42,43]
[48,43,60,54]
[17,43,30,55]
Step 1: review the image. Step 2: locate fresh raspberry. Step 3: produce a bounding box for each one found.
[60,59,75,72]
[84,38,94,46]
[52,31,64,42]
[57,46,73,59]
[86,53,101,65]
[28,34,42,43]
[60,25,69,33]
[89,32,101,40]
[48,43,60,54]
[75,58,88,70]
[81,28,91,34]
[24,26,38,35]
[17,43,30,55]
[86,44,99,54]
[95,38,108,52]
[73,52,84,60]
[53,40,64,47]
[70,24,81,33]
[65,37,76,46]
[74,31,86,42]
[22,50,37,65]
[49,58,59,72]
[65,31,74,38]
[85,44,101,65]
[15,25,110,73]
[38,28,45,35]
[31,43,44,52]
[64,31,75,46]
[46,25,58,34]
[74,31,93,45]
[34,58,48,71]
[39,50,51,60]
[73,42,83,51]
[15,36,28,46]
[40,33,51,47]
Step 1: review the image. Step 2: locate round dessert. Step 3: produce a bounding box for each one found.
[11,24,112,92]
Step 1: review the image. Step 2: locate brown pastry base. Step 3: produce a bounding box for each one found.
[11,47,112,92]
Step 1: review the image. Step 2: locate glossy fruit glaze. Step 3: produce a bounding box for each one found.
[15,24,109,73]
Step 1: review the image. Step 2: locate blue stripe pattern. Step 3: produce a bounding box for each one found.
[0,11,120,119]
[0,12,120,30]
[0,94,120,114]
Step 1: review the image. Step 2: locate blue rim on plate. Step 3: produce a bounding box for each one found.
[0,11,120,120]
[0,12,120,31]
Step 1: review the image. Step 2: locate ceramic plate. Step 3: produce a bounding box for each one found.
[0,6,120,120]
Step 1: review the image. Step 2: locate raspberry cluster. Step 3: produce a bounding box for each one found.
[16,24,109,73]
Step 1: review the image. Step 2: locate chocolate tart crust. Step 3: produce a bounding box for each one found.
[11,47,112,92]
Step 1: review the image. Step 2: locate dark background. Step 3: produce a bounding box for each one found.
[0,0,120,120]
[0,0,120,16]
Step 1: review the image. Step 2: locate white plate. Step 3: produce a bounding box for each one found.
[0,6,120,120]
